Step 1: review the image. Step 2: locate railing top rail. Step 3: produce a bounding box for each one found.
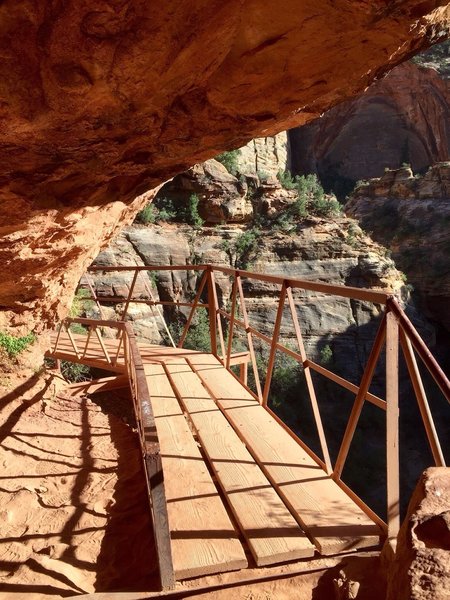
[88,264,209,273]
[87,263,390,304]
[388,297,450,404]
[65,316,125,329]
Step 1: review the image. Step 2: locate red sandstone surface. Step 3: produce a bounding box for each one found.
[0,1,449,333]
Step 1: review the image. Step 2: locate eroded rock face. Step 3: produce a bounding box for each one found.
[289,62,450,194]
[1,1,450,333]
[89,217,406,383]
[237,133,289,178]
[158,159,253,224]
[346,164,450,332]
[386,467,450,600]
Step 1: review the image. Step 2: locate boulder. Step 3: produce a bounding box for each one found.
[386,468,450,600]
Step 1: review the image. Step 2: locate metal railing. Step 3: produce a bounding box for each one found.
[62,263,449,550]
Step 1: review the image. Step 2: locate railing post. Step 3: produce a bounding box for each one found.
[262,281,287,407]
[207,266,218,356]
[386,305,400,547]
[333,314,386,480]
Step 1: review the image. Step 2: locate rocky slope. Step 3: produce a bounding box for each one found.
[88,200,445,514]
[88,162,410,380]
[346,163,450,333]
[289,61,450,196]
[1,1,450,334]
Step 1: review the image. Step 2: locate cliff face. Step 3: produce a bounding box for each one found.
[289,62,450,195]
[346,163,450,332]
[1,1,450,333]
[88,192,436,510]
[89,190,410,390]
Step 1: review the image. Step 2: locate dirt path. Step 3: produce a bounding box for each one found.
[0,373,157,597]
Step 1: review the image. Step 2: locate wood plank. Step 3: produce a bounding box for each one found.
[65,375,129,396]
[187,353,383,555]
[164,358,315,566]
[386,310,400,544]
[144,363,247,579]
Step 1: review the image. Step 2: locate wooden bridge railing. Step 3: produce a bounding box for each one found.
[71,263,449,548]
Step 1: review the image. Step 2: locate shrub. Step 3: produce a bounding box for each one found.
[0,332,36,359]
[187,194,204,227]
[60,361,91,383]
[296,173,323,199]
[291,195,308,219]
[273,212,295,234]
[69,322,88,335]
[215,149,241,175]
[233,227,261,269]
[320,344,333,366]
[309,194,342,218]
[136,203,156,224]
[165,307,212,353]
[70,288,94,318]
[154,197,176,221]
[277,170,298,190]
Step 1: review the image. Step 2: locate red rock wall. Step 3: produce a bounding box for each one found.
[1,1,450,333]
[289,62,450,192]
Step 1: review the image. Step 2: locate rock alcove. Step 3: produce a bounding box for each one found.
[1,0,450,333]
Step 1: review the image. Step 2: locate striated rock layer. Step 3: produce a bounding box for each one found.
[1,1,450,333]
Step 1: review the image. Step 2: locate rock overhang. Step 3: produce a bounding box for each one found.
[1,0,450,332]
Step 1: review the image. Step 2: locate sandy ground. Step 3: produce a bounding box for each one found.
[0,372,157,597]
[0,371,385,599]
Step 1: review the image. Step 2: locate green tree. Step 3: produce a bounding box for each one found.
[215,149,241,175]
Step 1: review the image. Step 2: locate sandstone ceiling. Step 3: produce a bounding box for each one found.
[1,0,450,333]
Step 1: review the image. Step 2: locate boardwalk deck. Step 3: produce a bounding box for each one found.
[162,358,315,566]
[47,331,384,580]
[145,362,247,579]
[187,353,383,555]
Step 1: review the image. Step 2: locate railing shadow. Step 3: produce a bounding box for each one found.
[94,387,159,592]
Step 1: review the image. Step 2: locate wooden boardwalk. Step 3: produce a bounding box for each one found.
[48,330,384,581]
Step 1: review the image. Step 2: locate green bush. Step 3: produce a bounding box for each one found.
[165,307,212,352]
[187,194,204,227]
[70,288,94,318]
[233,227,261,268]
[60,361,91,383]
[0,332,36,358]
[273,212,296,234]
[136,203,156,224]
[154,197,176,221]
[291,195,308,219]
[320,344,333,366]
[277,170,298,190]
[309,194,342,217]
[296,173,323,199]
[69,322,88,335]
[215,149,241,175]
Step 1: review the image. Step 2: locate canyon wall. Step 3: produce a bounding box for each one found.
[86,204,438,512]
[289,62,450,196]
[1,1,450,334]
[346,163,450,333]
